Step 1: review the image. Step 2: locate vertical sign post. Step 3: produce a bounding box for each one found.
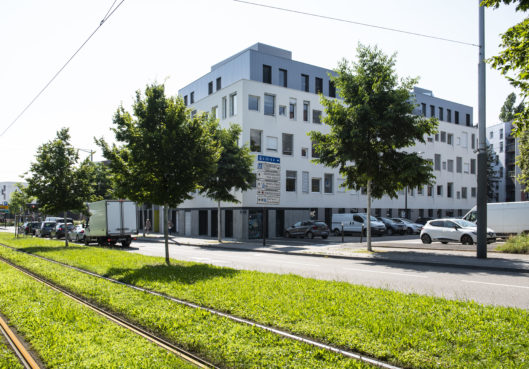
[256,155,280,246]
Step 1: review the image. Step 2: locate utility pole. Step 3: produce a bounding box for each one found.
[477,2,487,258]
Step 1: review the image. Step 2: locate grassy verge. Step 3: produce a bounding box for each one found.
[0,261,197,369]
[496,234,529,254]
[0,334,23,369]
[1,234,529,368]
[0,241,371,368]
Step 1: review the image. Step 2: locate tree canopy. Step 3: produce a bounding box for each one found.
[499,92,525,122]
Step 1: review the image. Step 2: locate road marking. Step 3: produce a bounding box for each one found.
[282,261,320,267]
[461,280,529,290]
[190,257,228,264]
[342,267,428,278]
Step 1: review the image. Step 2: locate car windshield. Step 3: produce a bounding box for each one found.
[391,218,404,224]
[452,219,477,228]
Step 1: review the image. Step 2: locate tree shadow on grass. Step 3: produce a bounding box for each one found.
[18,246,87,254]
[104,263,240,286]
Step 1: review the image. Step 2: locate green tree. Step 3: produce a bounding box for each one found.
[310,44,438,250]
[97,83,220,264]
[9,184,34,238]
[200,123,255,242]
[25,128,93,246]
[499,92,524,122]
[87,161,114,200]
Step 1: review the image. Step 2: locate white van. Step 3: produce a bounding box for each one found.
[463,201,529,237]
[331,213,386,236]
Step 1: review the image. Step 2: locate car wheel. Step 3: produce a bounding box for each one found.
[322,234,328,239]
[334,229,341,236]
[461,234,473,245]
[386,228,393,236]
[421,234,432,244]
[75,234,79,242]
[306,231,314,239]
[441,241,448,244]
[406,228,413,235]
[285,231,291,238]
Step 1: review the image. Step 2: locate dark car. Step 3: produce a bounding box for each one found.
[285,220,329,239]
[376,217,406,235]
[36,221,57,238]
[415,217,433,225]
[18,221,41,235]
[50,223,74,239]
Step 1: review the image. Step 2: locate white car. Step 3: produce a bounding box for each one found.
[68,224,86,242]
[420,218,496,245]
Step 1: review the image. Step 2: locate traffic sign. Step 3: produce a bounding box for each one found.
[256,155,280,205]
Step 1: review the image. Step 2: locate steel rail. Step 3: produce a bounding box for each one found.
[0,255,217,369]
[0,313,41,369]
[0,242,403,369]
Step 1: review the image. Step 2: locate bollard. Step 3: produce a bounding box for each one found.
[341,223,344,243]
[360,225,364,243]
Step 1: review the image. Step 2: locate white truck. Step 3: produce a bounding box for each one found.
[84,200,137,247]
[463,201,529,238]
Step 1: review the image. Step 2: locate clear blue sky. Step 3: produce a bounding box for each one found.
[0,0,526,181]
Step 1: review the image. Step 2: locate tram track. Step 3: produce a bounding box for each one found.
[0,313,41,369]
[0,242,403,369]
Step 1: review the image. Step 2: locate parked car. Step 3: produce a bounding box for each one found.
[420,218,496,245]
[285,220,329,239]
[415,217,433,225]
[463,201,529,237]
[68,224,86,242]
[35,221,57,238]
[376,217,406,235]
[18,221,41,235]
[50,223,74,239]
[391,218,423,234]
[331,213,386,236]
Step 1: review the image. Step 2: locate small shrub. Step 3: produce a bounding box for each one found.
[496,234,529,254]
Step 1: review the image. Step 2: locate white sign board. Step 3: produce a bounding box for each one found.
[256,155,280,205]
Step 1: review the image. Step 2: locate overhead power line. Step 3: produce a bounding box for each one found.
[233,0,479,48]
[0,0,126,137]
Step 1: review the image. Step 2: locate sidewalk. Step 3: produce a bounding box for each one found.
[135,232,529,274]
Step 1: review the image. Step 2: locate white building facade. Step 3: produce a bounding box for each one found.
[175,43,479,239]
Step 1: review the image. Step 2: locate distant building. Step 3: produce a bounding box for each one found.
[487,121,527,202]
[172,43,478,239]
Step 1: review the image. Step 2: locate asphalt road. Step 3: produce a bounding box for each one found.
[128,239,529,310]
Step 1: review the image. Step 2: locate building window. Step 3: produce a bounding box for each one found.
[447,109,452,123]
[279,105,286,116]
[455,111,460,124]
[324,174,333,193]
[312,110,322,124]
[471,187,477,197]
[311,141,320,158]
[421,103,426,117]
[434,154,441,171]
[264,94,275,116]
[471,133,476,149]
[439,107,444,121]
[248,95,259,111]
[286,171,297,192]
[441,131,446,143]
[447,182,453,198]
[442,161,447,170]
[229,93,237,116]
[462,187,467,199]
[208,82,213,95]
[222,97,227,119]
[430,105,435,117]
[282,133,293,155]
[301,147,308,157]
[279,68,287,87]
[437,185,443,196]
[329,80,336,98]
[500,128,504,139]
[190,92,195,104]
[301,74,309,92]
[456,157,462,173]
[184,95,188,106]
[463,163,469,173]
[211,106,218,119]
[466,113,471,126]
[311,178,321,192]
[263,64,272,84]
[417,186,423,195]
[490,131,494,139]
[289,100,296,120]
[457,191,461,199]
[315,77,323,94]
[447,159,454,172]
[266,136,278,152]
[435,133,439,141]
[427,185,433,197]
[471,158,476,174]
[216,77,221,91]
[500,141,504,153]
[250,129,262,152]
[302,171,309,193]
[447,134,453,145]
[427,136,434,142]
[303,101,309,122]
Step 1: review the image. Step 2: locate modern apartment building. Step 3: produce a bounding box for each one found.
[173,43,478,239]
[487,121,527,202]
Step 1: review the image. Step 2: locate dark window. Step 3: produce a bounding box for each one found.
[208,82,213,95]
[437,185,443,196]
[248,95,259,111]
[315,77,323,94]
[421,103,426,117]
[250,129,262,152]
[434,154,441,170]
[264,94,275,116]
[471,159,476,174]
[301,74,309,92]
[466,113,470,126]
[312,110,322,124]
[430,105,435,117]
[263,65,272,84]
[456,157,462,173]
[216,77,221,90]
[184,95,188,106]
[439,107,444,121]
[447,134,453,145]
[329,80,336,98]
[471,133,475,149]
[462,187,467,199]
[471,187,477,197]
[190,91,194,104]
[441,131,446,142]
[289,101,296,119]
[447,109,452,122]
[447,159,454,172]
[279,68,287,87]
[303,101,309,122]
[282,133,293,155]
[447,182,453,198]
[286,171,297,192]
[324,174,333,193]
[311,178,321,192]
[455,111,460,124]
[311,141,319,158]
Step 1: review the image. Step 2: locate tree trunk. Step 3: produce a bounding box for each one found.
[366,179,372,252]
[64,210,69,247]
[142,205,146,237]
[163,204,170,265]
[15,215,18,238]
[218,200,222,243]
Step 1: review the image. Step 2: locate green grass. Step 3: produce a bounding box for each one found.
[496,234,529,254]
[1,234,529,368]
[0,261,197,369]
[0,334,23,369]
[0,238,371,369]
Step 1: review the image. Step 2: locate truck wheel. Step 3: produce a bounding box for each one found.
[122,240,131,248]
[84,237,89,245]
